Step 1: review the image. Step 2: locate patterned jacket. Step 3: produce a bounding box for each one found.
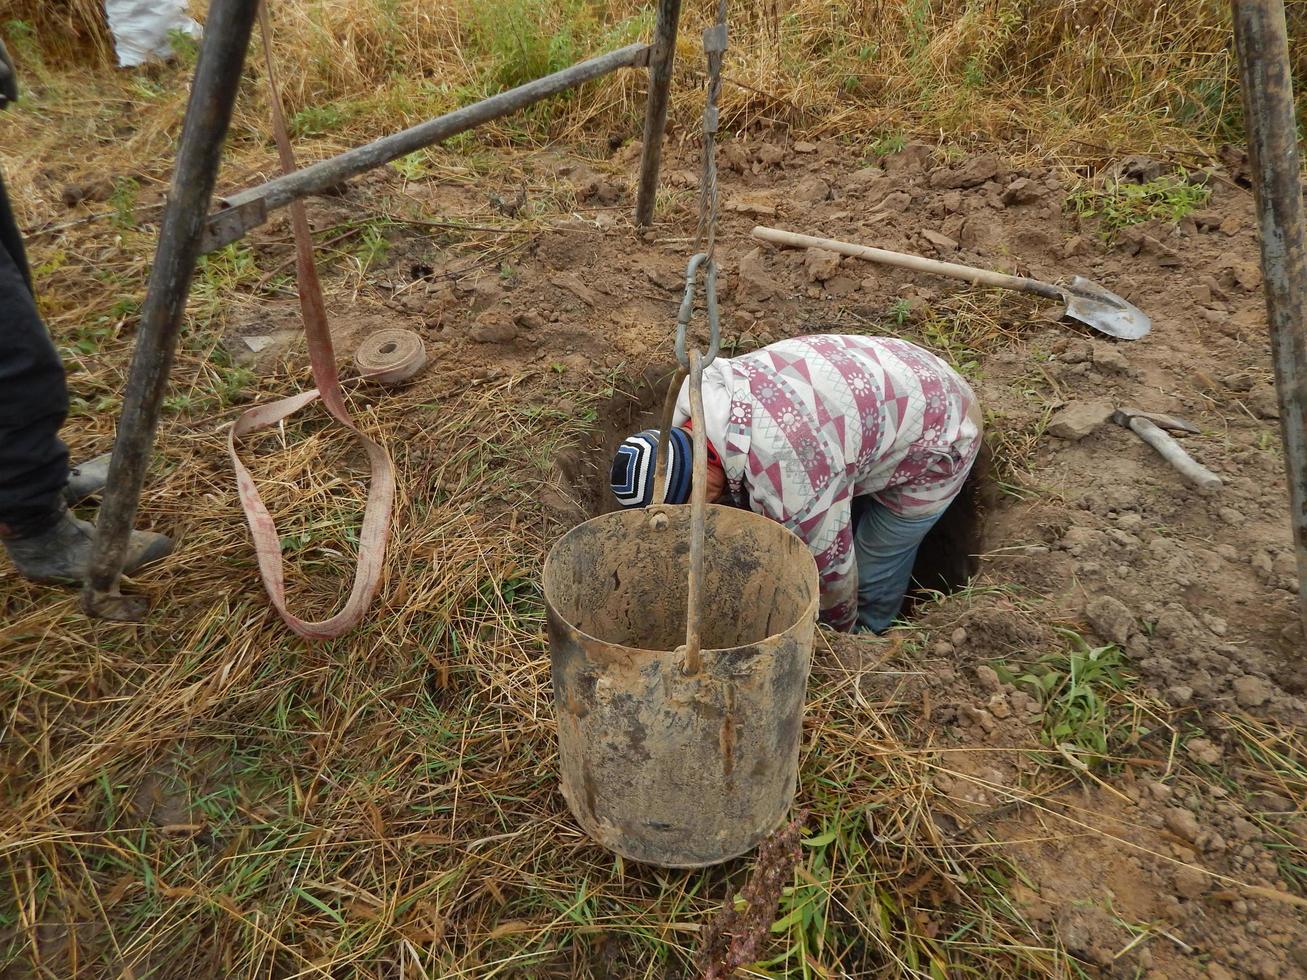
[673,335,980,631]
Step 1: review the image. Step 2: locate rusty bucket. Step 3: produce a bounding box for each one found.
[542,502,819,868]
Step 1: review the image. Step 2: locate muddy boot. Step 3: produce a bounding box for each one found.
[63,451,113,505]
[3,508,172,584]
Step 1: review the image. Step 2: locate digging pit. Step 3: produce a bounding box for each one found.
[551,363,992,620]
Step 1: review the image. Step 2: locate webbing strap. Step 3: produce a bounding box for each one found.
[226,2,395,640]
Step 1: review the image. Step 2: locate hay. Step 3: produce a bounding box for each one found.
[4,0,113,66]
[1,1,1304,975]
[7,1,1302,155]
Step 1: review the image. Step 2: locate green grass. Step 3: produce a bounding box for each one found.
[463,0,650,105]
[871,130,908,157]
[994,630,1144,768]
[465,0,593,92]
[109,176,140,230]
[162,344,253,416]
[351,219,393,275]
[290,101,351,138]
[391,149,436,181]
[193,243,260,316]
[888,297,913,326]
[1068,175,1211,239]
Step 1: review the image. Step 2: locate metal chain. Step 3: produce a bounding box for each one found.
[654,2,730,511]
[672,0,728,375]
[696,0,728,261]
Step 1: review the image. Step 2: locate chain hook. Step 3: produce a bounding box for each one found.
[674,252,721,371]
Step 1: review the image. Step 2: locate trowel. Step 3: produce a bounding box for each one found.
[751,226,1151,341]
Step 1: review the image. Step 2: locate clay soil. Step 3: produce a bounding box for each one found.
[4,127,1306,977]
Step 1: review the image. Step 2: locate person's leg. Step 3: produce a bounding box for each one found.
[852,500,946,634]
[0,168,33,292]
[0,170,69,540]
[0,172,172,583]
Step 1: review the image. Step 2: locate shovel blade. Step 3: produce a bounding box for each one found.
[1061,276,1151,340]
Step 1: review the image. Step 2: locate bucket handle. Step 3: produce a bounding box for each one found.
[646,354,709,677]
[681,349,710,676]
[650,254,721,677]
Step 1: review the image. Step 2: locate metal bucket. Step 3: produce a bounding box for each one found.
[543,503,819,867]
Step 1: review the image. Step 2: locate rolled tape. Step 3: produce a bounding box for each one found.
[353,328,427,386]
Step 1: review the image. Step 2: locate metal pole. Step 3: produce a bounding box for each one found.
[1231,0,1307,642]
[205,43,649,253]
[83,0,259,620]
[634,0,682,226]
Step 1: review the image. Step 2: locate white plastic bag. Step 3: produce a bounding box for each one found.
[104,0,201,68]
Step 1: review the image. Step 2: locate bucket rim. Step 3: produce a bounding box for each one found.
[542,503,820,658]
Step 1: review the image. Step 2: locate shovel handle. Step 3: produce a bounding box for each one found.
[751,226,1062,301]
[1127,417,1223,494]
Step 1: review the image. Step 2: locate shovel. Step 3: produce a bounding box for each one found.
[751,226,1151,341]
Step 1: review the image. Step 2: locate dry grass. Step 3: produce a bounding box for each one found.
[6,0,1305,176]
[1,1,1305,977]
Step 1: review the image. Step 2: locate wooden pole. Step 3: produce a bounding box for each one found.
[83,0,260,620]
[635,0,683,226]
[1231,0,1307,643]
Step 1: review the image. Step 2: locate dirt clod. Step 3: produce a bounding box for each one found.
[514,310,545,332]
[1085,594,1134,646]
[883,142,933,174]
[1001,177,1045,206]
[1055,904,1123,967]
[1047,399,1115,440]
[929,153,1002,190]
[1247,383,1281,419]
[1232,675,1273,708]
[804,247,841,282]
[737,247,787,303]
[880,190,913,212]
[1174,864,1209,899]
[793,175,831,204]
[1186,738,1223,765]
[1164,807,1202,843]
[1092,343,1129,374]
[550,272,600,307]
[975,664,1002,693]
[470,314,519,344]
[921,229,959,253]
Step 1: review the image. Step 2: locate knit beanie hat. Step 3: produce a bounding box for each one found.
[610,428,692,508]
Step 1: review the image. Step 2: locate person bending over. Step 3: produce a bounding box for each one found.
[611,334,981,633]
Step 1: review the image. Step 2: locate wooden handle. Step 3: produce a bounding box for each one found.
[1128,417,1223,494]
[751,226,1062,300]
[682,351,708,676]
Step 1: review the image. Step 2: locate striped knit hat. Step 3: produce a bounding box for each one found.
[610,428,692,508]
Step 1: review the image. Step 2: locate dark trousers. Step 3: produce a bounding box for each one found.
[0,170,69,538]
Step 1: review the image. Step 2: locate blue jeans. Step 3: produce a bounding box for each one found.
[853,498,946,634]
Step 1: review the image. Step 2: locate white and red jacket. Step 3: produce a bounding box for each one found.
[674,335,980,631]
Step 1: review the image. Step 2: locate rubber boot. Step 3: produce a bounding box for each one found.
[3,508,172,584]
[63,451,113,505]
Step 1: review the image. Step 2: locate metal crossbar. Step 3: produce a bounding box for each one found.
[202,42,653,253]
